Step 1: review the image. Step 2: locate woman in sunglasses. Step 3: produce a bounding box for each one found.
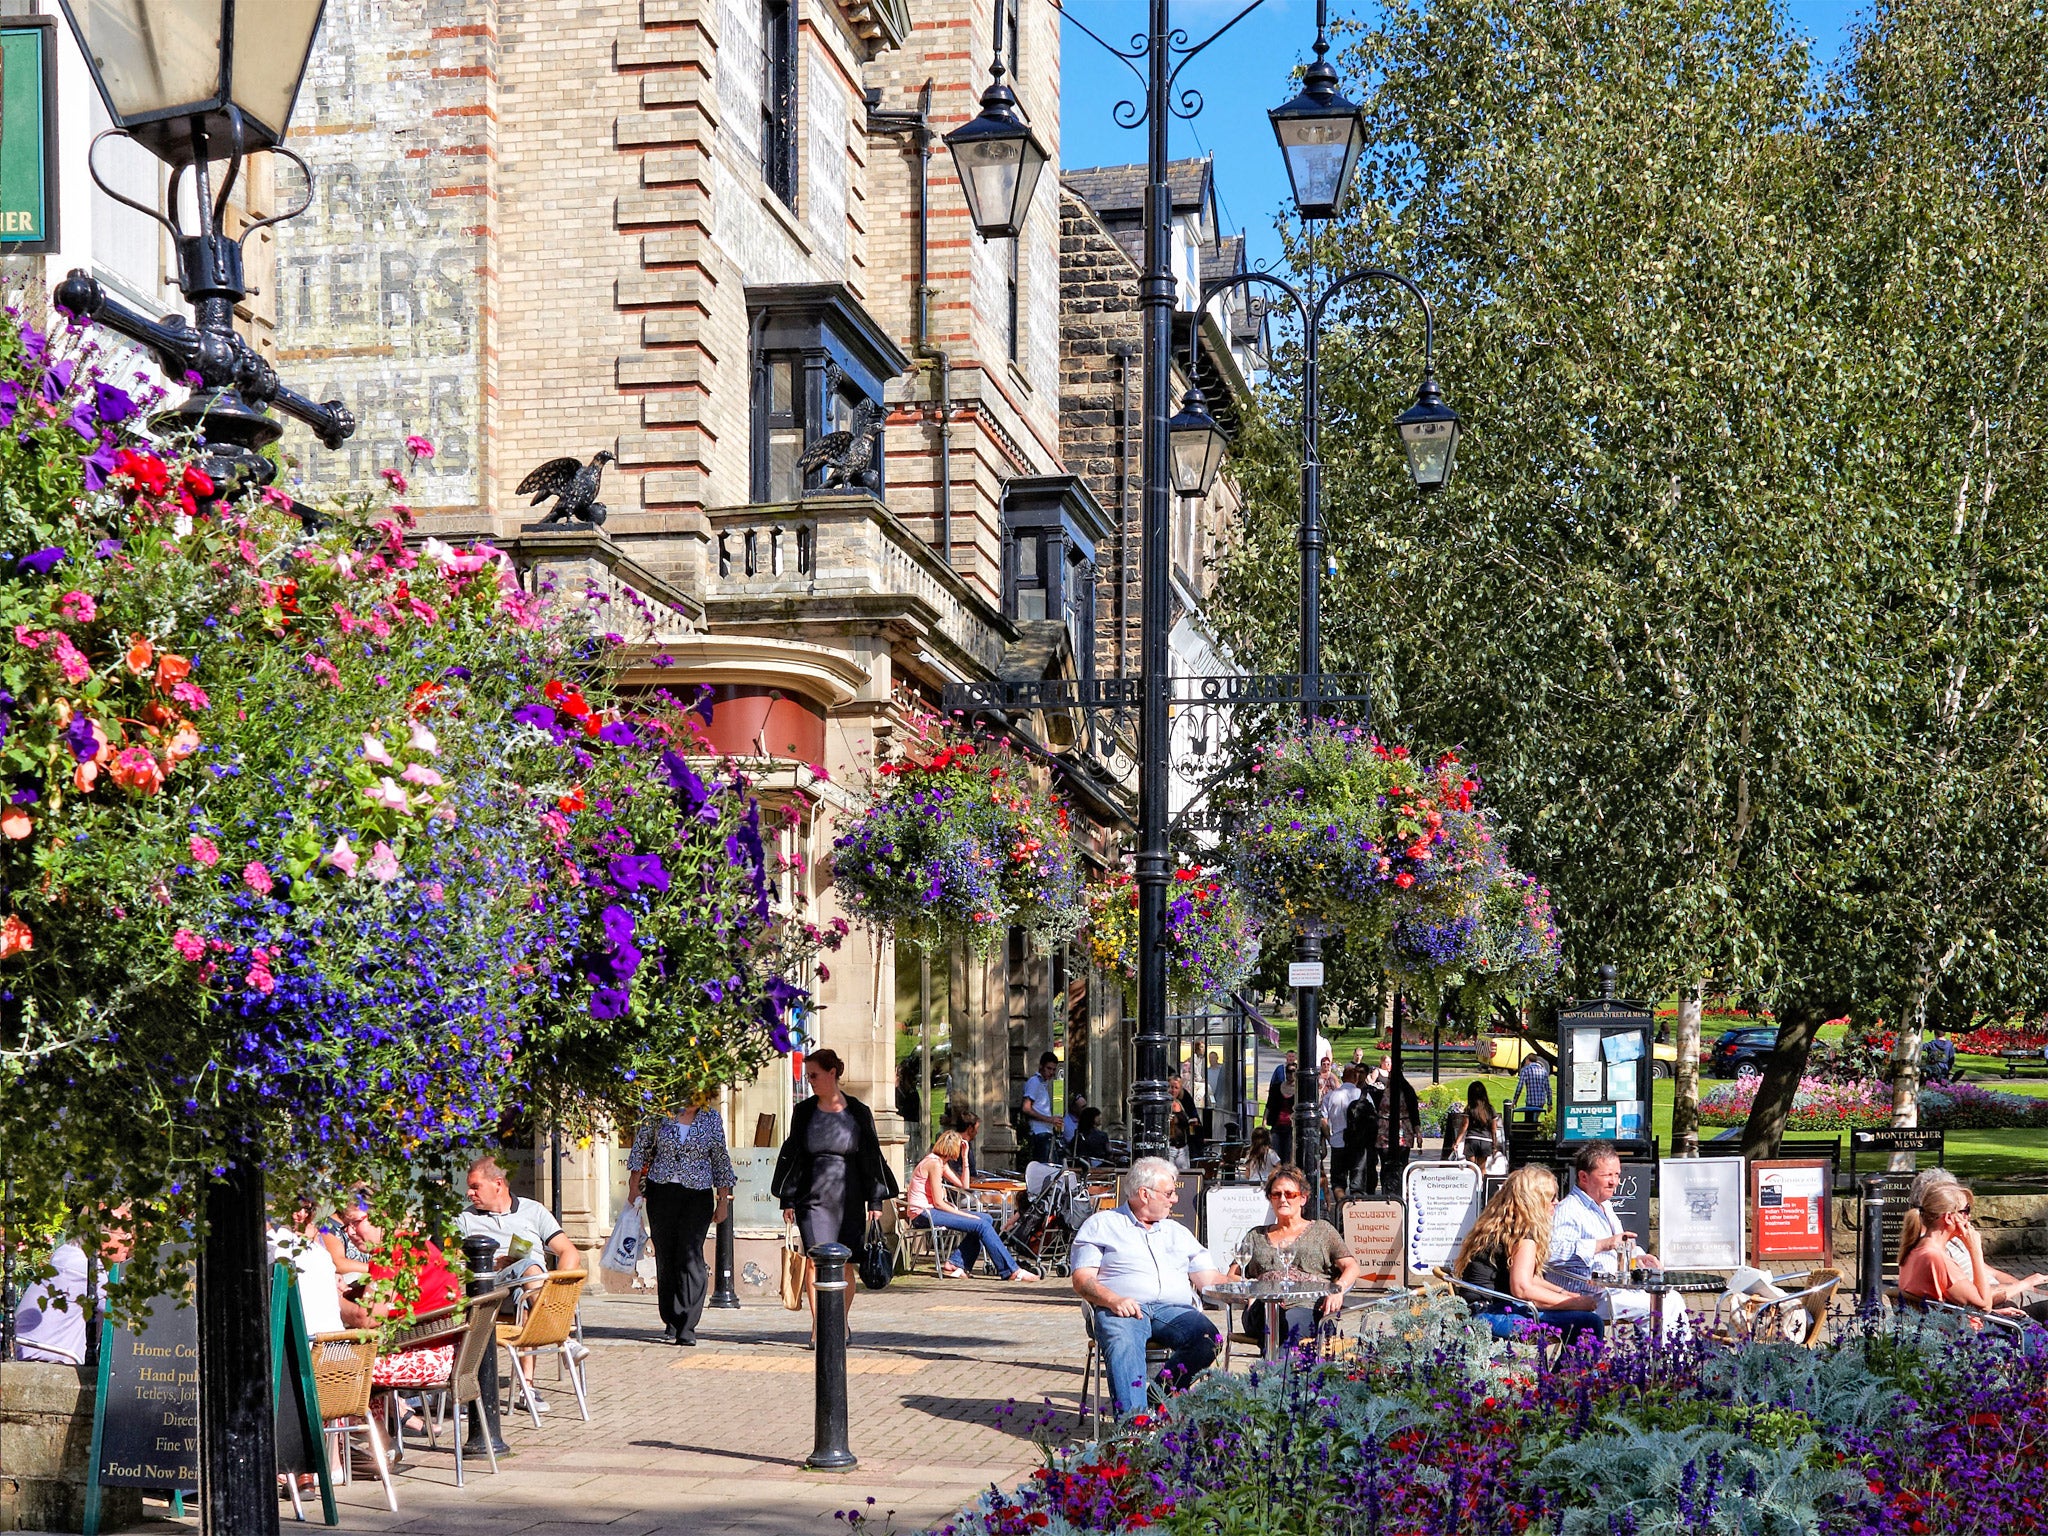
[1227,1165,1360,1354]
[1899,1181,2047,1317]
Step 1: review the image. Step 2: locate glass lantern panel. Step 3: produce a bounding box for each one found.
[1399,418,1458,489]
[1278,120,1351,215]
[69,0,223,121]
[230,0,325,140]
[954,139,1023,232]
[1171,428,1225,498]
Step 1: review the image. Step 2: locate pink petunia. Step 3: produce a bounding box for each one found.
[189,835,220,867]
[58,591,97,624]
[405,435,435,461]
[325,836,359,877]
[400,763,444,787]
[362,734,395,767]
[364,840,401,884]
[408,722,440,756]
[172,928,205,962]
[364,777,411,814]
[242,861,274,896]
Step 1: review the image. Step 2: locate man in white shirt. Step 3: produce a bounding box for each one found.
[460,1155,579,1278]
[12,1228,127,1363]
[1322,1068,1363,1195]
[1020,1053,1060,1166]
[1549,1143,1681,1327]
[1071,1157,1226,1416]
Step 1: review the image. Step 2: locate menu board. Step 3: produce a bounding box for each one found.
[1204,1185,1275,1266]
[728,1146,783,1235]
[1340,1200,1405,1289]
[1752,1159,1833,1263]
[91,1287,198,1493]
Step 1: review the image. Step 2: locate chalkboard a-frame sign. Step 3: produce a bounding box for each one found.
[81,1262,335,1534]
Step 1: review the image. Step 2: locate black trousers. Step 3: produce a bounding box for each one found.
[1353,1146,1380,1199]
[1328,1143,1356,1195]
[644,1183,716,1341]
[1379,1148,1411,1198]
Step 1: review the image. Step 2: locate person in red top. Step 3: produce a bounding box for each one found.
[1899,1181,2045,1318]
[338,1202,459,1324]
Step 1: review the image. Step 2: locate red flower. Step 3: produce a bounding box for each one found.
[544,679,569,704]
[409,680,444,716]
[557,788,587,814]
[113,449,170,498]
[181,463,215,500]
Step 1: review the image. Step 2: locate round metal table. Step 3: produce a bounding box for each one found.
[1203,1277,1339,1360]
[1584,1266,1726,1337]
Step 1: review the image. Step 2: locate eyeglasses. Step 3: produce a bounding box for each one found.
[1271,1190,1304,1203]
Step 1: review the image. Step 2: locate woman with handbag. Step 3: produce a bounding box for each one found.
[1441,1082,1508,1177]
[771,1048,898,1344]
[627,1092,736,1346]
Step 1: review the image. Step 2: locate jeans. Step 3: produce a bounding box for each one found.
[1478,1306,1605,1342]
[1095,1302,1218,1416]
[914,1208,1018,1278]
[1026,1132,1056,1168]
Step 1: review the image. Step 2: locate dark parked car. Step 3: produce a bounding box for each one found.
[1708,1027,1779,1079]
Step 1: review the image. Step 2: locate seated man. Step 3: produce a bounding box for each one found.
[1071,1156,1224,1417]
[12,1224,129,1364]
[1546,1142,1683,1330]
[459,1155,579,1282]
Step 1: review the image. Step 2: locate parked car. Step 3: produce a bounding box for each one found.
[1483,1034,1679,1079]
[1708,1027,1780,1079]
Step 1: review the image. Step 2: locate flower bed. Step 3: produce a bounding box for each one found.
[1699,1075,2048,1130]
[922,1297,2048,1535]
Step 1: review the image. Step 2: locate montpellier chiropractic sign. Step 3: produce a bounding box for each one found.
[0,18,56,251]
[1402,1161,1482,1284]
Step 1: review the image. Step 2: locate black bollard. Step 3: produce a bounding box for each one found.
[805,1243,856,1471]
[1860,1175,1887,1311]
[461,1235,510,1455]
[709,1210,740,1309]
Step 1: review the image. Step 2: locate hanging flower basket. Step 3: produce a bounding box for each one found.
[1225,721,1465,937]
[1087,866,1261,1010]
[1391,870,1564,1014]
[832,723,1083,953]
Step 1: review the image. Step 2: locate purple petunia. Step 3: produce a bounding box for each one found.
[588,986,631,1020]
[16,546,64,578]
[63,713,100,763]
[597,719,641,748]
[607,852,669,895]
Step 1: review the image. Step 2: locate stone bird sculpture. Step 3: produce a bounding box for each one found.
[518,449,615,525]
[796,399,886,492]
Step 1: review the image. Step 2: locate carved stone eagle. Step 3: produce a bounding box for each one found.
[517,450,614,525]
[797,399,885,492]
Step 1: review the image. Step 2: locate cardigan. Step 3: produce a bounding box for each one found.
[770,1093,899,1211]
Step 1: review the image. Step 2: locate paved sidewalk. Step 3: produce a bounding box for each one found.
[306,1275,1087,1536]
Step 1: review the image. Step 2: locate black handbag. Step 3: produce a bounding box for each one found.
[858,1213,894,1290]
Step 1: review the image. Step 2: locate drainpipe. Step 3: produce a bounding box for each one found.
[867,82,952,567]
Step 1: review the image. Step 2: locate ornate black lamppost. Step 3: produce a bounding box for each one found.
[52,7,354,1535]
[947,0,1465,1195]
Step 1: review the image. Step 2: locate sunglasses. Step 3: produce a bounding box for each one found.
[1271,1189,1304,1203]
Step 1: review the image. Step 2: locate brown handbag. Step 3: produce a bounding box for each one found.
[779,1223,806,1311]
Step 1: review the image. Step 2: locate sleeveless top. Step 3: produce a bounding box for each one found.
[1460,1241,1513,1299]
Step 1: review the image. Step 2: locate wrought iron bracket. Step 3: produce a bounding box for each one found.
[941,671,1373,715]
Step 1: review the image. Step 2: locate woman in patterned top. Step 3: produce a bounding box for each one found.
[628,1093,737,1345]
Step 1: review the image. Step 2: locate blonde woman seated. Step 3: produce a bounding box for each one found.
[905,1131,1036,1282]
[1903,1169,2048,1317]
[1452,1167,1605,1340]
[1899,1181,2047,1319]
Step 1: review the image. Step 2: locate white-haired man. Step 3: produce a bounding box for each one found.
[1070,1156,1225,1416]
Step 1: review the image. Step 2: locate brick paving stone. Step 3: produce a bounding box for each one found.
[297,1275,1098,1536]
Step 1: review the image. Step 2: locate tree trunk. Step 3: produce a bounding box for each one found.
[1739,1003,1828,1159]
[199,1158,280,1536]
[1672,982,1704,1157]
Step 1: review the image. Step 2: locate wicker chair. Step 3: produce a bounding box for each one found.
[310,1330,398,1512]
[497,1271,590,1427]
[406,1291,512,1485]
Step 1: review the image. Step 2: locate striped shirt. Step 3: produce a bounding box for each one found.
[1517,1055,1552,1113]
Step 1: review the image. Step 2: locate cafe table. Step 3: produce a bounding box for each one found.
[1573,1266,1725,1339]
[1202,1276,1339,1363]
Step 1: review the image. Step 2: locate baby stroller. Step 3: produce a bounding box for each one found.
[1002,1163,1095,1277]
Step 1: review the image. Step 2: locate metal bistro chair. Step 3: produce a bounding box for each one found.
[410,1291,511,1486]
[1077,1300,1176,1438]
[892,1195,962,1276]
[310,1330,399,1513]
[497,1270,591,1426]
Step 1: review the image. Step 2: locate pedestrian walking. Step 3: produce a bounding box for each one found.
[628,1093,736,1345]
[772,1049,898,1345]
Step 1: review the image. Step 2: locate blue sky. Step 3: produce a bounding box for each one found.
[1058,0,1864,274]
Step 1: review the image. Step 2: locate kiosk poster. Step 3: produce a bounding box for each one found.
[1752,1159,1832,1263]
[1341,1200,1405,1289]
[1556,995,1655,1146]
[1660,1156,1745,1268]
[1402,1161,1483,1283]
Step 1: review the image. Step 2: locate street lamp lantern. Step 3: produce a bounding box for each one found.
[944,14,1047,241]
[1167,384,1228,500]
[57,0,326,163]
[1394,374,1463,491]
[1268,27,1365,220]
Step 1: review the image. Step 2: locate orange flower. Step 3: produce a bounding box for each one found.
[557,787,587,814]
[124,634,154,674]
[408,680,444,717]
[155,652,192,687]
[108,747,167,796]
[0,806,30,840]
[0,914,32,957]
[74,759,99,793]
[165,722,201,762]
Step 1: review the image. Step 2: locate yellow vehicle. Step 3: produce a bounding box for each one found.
[1482,1035,1677,1080]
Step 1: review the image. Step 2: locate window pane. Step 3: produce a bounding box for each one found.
[1016,537,1039,580]
[1018,587,1047,622]
[770,427,803,501]
[770,358,794,416]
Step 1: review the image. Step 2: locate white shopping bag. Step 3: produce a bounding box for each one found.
[599,1200,646,1290]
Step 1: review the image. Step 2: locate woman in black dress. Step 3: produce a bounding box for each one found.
[1265,1068,1298,1162]
[771,1048,898,1341]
